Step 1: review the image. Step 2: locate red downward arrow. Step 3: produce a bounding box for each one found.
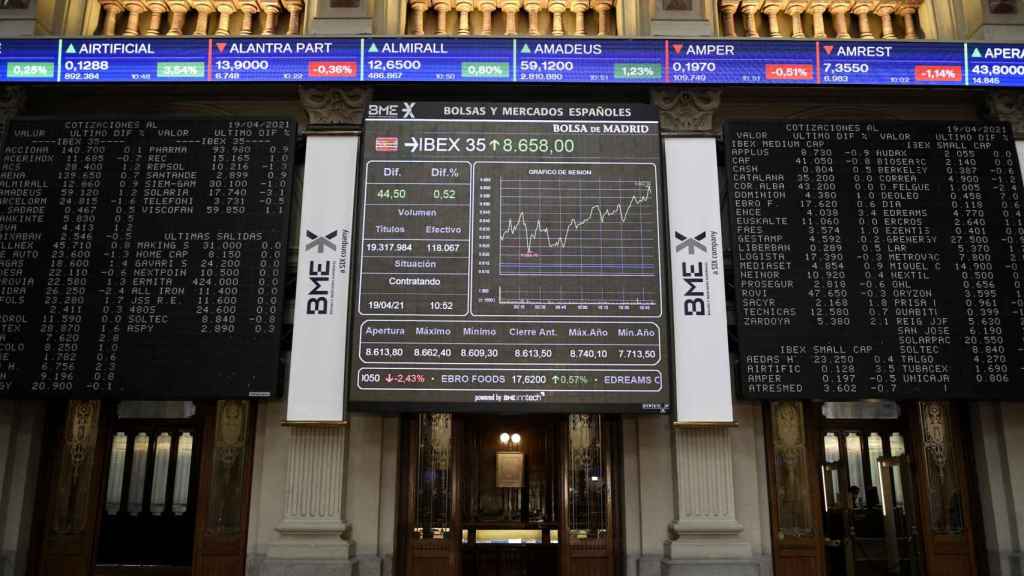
[216,42,227,53]
[672,43,683,55]
[823,45,834,55]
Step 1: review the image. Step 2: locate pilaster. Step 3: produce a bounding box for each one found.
[650,88,721,135]
[0,400,44,576]
[262,426,355,575]
[663,427,758,576]
[970,402,1024,576]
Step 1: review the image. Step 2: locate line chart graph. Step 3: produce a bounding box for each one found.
[471,162,663,313]
[498,176,658,277]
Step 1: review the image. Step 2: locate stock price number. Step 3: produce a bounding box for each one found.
[64,60,109,72]
[63,59,106,79]
[366,58,421,79]
[823,62,870,74]
[822,61,869,82]
[466,137,575,154]
[970,63,1024,85]
[520,60,574,72]
[216,59,270,72]
[670,60,715,81]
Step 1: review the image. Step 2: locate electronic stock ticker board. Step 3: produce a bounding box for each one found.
[348,102,671,412]
[0,118,293,398]
[3,36,1024,87]
[728,121,1024,400]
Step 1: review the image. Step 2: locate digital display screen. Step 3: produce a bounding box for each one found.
[0,37,1020,87]
[517,39,664,83]
[727,121,1024,400]
[0,118,294,398]
[348,102,671,412]
[61,38,209,82]
[364,38,513,81]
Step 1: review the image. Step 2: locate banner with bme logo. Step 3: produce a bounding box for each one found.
[286,135,358,423]
[664,138,733,424]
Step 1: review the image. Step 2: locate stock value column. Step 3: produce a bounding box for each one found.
[358,160,472,317]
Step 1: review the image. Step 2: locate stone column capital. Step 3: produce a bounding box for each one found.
[299,86,371,130]
[0,86,26,120]
[650,88,721,135]
[988,91,1024,140]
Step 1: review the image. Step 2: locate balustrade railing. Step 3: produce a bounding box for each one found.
[96,0,303,35]
[406,0,615,36]
[719,0,923,39]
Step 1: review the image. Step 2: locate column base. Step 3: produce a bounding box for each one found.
[661,558,761,576]
[260,557,358,576]
[266,534,354,561]
[665,535,753,561]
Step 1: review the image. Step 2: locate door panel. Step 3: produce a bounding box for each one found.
[403,414,458,576]
[561,415,616,576]
[912,402,976,576]
[37,401,106,576]
[765,401,825,576]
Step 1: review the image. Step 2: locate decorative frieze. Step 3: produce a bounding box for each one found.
[988,90,1024,139]
[650,88,721,135]
[299,86,372,129]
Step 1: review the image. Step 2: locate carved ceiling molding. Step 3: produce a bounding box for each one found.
[299,86,372,129]
[988,91,1024,139]
[651,88,722,135]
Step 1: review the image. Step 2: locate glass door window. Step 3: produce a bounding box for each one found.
[820,402,922,576]
[95,402,200,572]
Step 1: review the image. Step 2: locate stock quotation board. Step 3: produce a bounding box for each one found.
[349,102,670,412]
[727,121,1024,400]
[0,118,293,398]
[2,36,1024,87]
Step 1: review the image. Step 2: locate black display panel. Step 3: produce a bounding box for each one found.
[349,102,671,412]
[727,121,1024,400]
[0,118,293,398]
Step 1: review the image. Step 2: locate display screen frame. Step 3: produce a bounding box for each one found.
[345,101,676,414]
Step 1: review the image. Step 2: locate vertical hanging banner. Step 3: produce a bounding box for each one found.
[664,139,733,424]
[285,135,359,423]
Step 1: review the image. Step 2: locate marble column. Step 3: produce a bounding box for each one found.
[263,426,355,574]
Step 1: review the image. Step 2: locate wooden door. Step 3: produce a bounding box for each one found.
[911,402,977,576]
[400,414,459,576]
[35,400,107,576]
[560,414,618,576]
[765,401,825,576]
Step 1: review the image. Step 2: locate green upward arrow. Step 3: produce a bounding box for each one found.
[972,47,982,58]
[65,43,76,54]
[368,43,379,53]
[520,43,530,54]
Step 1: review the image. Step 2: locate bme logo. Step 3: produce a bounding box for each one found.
[305,229,337,315]
[367,102,417,119]
[675,231,708,316]
[305,229,338,253]
[674,231,707,254]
